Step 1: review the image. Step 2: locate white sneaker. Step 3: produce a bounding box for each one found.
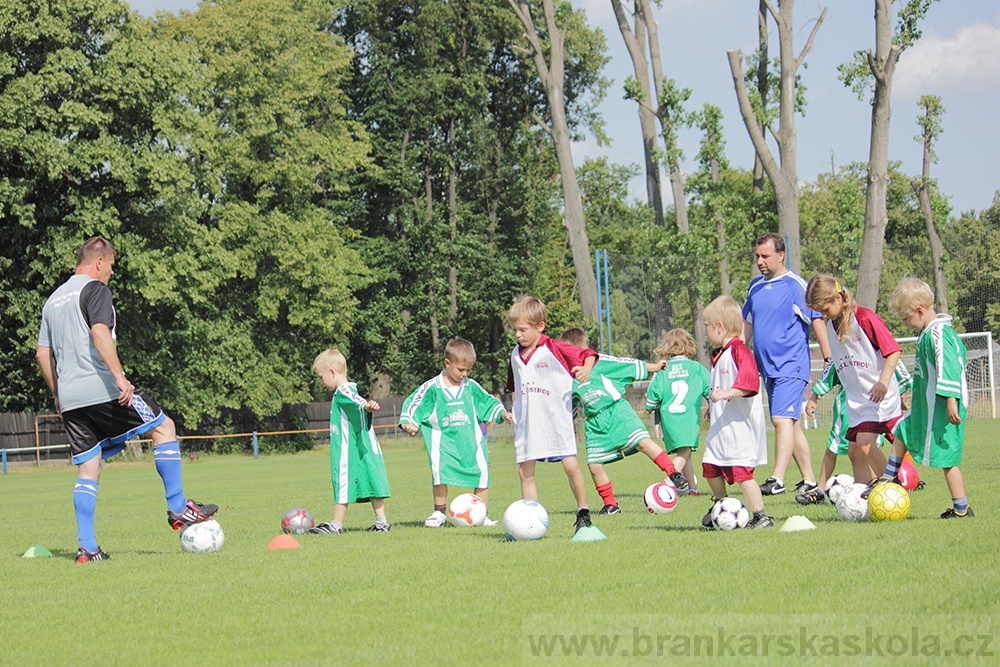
[424,510,447,528]
[482,517,498,527]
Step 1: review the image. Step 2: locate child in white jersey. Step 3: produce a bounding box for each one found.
[506,296,597,533]
[701,296,772,529]
[805,275,903,494]
[399,337,512,528]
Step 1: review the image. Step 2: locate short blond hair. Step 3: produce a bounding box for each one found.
[655,328,696,358]
[703,295,744,336]
[889,277,935,319]
[444,337,476,364]
[312,349,347,377]
[508,296,547,326]
[560,327,589,349]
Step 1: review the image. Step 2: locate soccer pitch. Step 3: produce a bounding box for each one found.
[2,421,998,665]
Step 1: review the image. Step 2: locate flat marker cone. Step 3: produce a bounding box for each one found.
[22,545,54,558]
[266,534,301,550]
[571,526,607,542]
[779,515,817,533]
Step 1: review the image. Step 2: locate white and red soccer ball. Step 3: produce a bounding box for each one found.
[281,508,315,535]
[643,481,679,514]
[448,493,488,527]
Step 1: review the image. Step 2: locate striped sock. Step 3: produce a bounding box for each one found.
[953,496,969,513]
[154,442,186,514]
[883,454,903,479]
[74,479,99,552]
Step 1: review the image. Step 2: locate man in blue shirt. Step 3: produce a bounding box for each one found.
[742,233,831,496]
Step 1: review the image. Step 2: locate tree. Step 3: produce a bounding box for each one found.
[839,0,938,308]
[727,0,826,274]
[912,94,948,313]
[508,0,608,322]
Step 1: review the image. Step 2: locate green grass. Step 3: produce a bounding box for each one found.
[2,422,998,665]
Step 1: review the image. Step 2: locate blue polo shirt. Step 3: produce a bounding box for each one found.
[742,271,819,382]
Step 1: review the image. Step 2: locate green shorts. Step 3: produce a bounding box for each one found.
[585,401,650,465]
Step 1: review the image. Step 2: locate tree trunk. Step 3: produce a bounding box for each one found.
[610,0,664,227]
[913,100,948,313]
[752,0,768,196]
[711,155,731,295]
[447,116,458,331]
[510,0,599,321]
[855,0,899,309]
[727,0,826,275]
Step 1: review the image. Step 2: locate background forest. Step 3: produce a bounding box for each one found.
[2,0,997,437]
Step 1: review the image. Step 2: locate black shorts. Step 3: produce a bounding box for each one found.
[62,391,166,465]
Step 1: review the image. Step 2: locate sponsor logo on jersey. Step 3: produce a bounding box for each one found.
[521,381,551,396]
[534,362,549,370]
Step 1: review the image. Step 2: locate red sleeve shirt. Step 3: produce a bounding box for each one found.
[855,306,902,358]
[712,338,760,396]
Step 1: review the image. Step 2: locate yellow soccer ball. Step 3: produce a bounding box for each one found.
[868,482,911,522]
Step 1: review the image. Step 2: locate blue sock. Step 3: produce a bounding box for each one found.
[953,496,968,513]
[884,455,902,478]
[74,479,99,552]
[154,442,186,514]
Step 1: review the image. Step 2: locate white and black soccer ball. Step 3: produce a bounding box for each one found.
[502,499,549,541]
[281,508,315,535]
[180,519,225,553]
[710,497,750,531]
[835,483,871,522]
[448,493,488,527]
[824,473,855,505]
[643,481,679,514]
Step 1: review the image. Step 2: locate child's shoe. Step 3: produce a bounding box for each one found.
[574,508,592,531]
[668,472,689,491]
[940,507,974,519]
[795,487,826,505]
[424,510,447,528]
[746,511,774,529]
[367,523,391,532]
[482,517,498,527]
[308,522,343,534]
[598,504,621,515]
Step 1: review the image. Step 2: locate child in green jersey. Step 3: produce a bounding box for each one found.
[882,278,972,518]
[646,329,711,496]
[560,328,687,515]
[309,349,392,534]
[399,338,512,528]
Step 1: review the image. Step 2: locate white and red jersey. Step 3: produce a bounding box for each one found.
[704,338,767,468]
[507,335,596,463]
[826,306,902,427]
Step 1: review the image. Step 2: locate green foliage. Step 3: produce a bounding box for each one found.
[914,95,945,165]
[743,52,808,123]
[941,193,1000,339]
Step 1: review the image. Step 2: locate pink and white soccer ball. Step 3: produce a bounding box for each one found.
[502,499,549,541]
[448,493,488,527]
[643,481,679,514]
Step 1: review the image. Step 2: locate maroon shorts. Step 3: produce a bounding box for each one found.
[702,463,756,484]
[846,416,900,443]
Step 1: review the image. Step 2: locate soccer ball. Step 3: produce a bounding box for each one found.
[502,499,549,541]
[180,519,225,553]
[868,482,911,522]
[710,497,750,531]
[896,461,920,491]
[643,481,679,514]
[281,508,315,535]
[824,473,855,505]
[448,493,488,527]
[835,484,871,522]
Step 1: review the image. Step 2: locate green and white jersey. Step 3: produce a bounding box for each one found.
[330,383,390,503]
[399,374,505,488]
[897,315,967,466]
[645,356,710,451]
[571,355,647,418]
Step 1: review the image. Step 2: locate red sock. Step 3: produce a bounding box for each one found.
[654,451,677,476]
[596,482,617,507]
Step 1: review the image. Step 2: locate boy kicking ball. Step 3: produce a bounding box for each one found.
[399,337,512,528]
[560,328,688,515]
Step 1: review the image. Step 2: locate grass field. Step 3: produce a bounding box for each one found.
[2,421,998,665]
